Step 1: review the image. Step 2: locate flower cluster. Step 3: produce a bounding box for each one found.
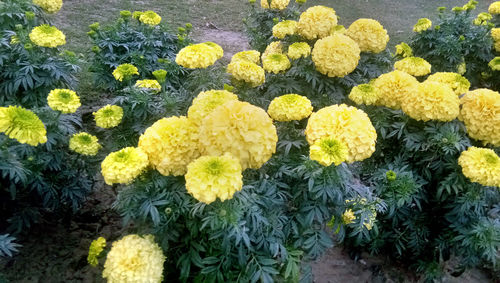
[394,57,431,77]
[489,1,500,14]
[175,43,222,69]
[305,104,377,163]
[87,237,106,267]
[29,25,66,48]
[93,105,123,128]
[287,42,311,60]
[473,12,492,26]
[0,106,47,146]
[458,147,500,187]
[413,18,432,32]
[101,147,149,185]
[103,235,165,283]
[112,64,139,82]
[395,42,413,58]
[227,60,265,87]
[426,72,470,95]
[267,94,313,122]
[33,0,63,13]
[309,136,349,166]
[372,70,418,109]
[311,34,360,77]
[139,10,162,26]
[187,90,239,126]
[345,19,389,53]
[297,6,338,40]
[260,0,290,10]
[272,20,297,39]
[349,83,379,106]
[69,132,101,156]
[135,79,161,92]
[262,53,290,73]
[47,89,81,113]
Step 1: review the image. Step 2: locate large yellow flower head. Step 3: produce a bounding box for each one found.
[29,25,66,48]
[93,105,123,129]
[394,57,431,77]
[413,18,432,33]
[395,42,413,58]
[135,79,161,92]
[260,0,290,10]
[495,41,500,53]
[188,90,239,126]
[373,70,419,109]
[345,18,389,54]
[309,136,349,166]
[458,147,500,187]
[138,116,200,176]
[305,104,377,163]
[261,41,283,61]
[231,50,261,65]
[297,6,338,40]
[492,28,500,42]
[349,83,380,106]
[262,53,291,74]
[202,42,224,59]
[227,60,265,87]
[425,72,470,95]
[112,63,139,82]
[0,106,47,146]
[489,2,500,14]
[288,42,311,60]
[401,81,460,122]
[312,34,361,77]
[176,43,220,69]
[185,154,243,204]
[101,147,149,185]
[459,89,500,146]
[139,10,162,26]
[47,89,81,114]
[272,20,297,39]
[473,12,492,26]
[33,0,62,13]
[103,234,165,283]
[199,100,278,170]
[267,94,313,122]
[69,132,101,156]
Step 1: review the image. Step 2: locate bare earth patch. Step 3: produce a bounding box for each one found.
[194,28,250,61]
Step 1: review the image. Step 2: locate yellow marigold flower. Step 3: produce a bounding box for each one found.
[175,43,219,69]
[231,50,261,65]
[29,25,66,48]
[413,18,432,33]
[349,83,380,106]
[139,116,200,176]
[103,234,165,283]
[260,0,290,10]
[473,12,492,26]
[458,147,500,187]
[101,147,149,185]
[297,6,338,40]
[345,18,389,54]
[394,57,431,77]
[272,20,297,39]
[267,94,313,122]
[69,132,101,156]
[261,41,283,61]
[262,53,291,74]
[93,105,123,129]
[305,104,377,163]
[312,34,361,77]
[492,28,500,42]
[373,70,419,109]
[342,209,355,224]
[227,60,265,87]
[139,10,162,26]
[135,79,161,92]
[395,42,413,58]
[132,11,143,20]
[112,63,139,82]
[87,237,106,267]
[401,81,459,122]
[426,72,470,95]
[457,61,467,75]
[489,57,500,71]
[309,136,348,166]
[288,42,311,60]
[202,42,224,59]
[199,100,277,170]
[185,154,243,204]
[188,89,239,126]
[47,89,81,114]
[459,89,500,146]
[0,106,47,146]
[152,69,167,83]
[33,0,62,13]
[489,1,500,14]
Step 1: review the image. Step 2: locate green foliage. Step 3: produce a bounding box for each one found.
[0,234,20,257]
[0,0,45,31]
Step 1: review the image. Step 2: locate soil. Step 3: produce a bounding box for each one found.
[194,27,251,61]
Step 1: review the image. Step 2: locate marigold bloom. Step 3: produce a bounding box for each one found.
[93,105,123,129]
[309,136,348,166]
[103,235,165,283]
[297,6,338,40]
[272,20,297,39]
[459,89,500,146]
[261,41,283,61]
[202,42,224,59]
[413,18,432,32]
[458,147,500,187]
[101,147,149,185]
[152,69,167,83]
[492,28,500,42]
[425,72,470,95]
[490,2,500,14]
[394,57,431,77]
[139,10,162,26]
[185,155,243,204]
[231,50,261,65]
[29,25,66,48]
[0,106,47,146]
[69,132,101,156]
[87,237,106,267]
[260,0,290,10]
[349,84,380,106]
[305,104,377,163]
[346,19,389,53]
[488,57,500,71]
[47,89,81,113]
[176,43,220,69]
[33,0,62,13]
[395,42,413,58]
[227,60,265,87]
[139,116,200,176]
[267,94,313,122]
[199,100,277,170]
[342,209,355,224]
[312,34,360,77]
[112,63,139,82]
[288,42,311,60]
[373,70,419,109]
[401,81,460,122]
[188,90,239,126]
[262,53,291,74]
[135,79,161,92]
